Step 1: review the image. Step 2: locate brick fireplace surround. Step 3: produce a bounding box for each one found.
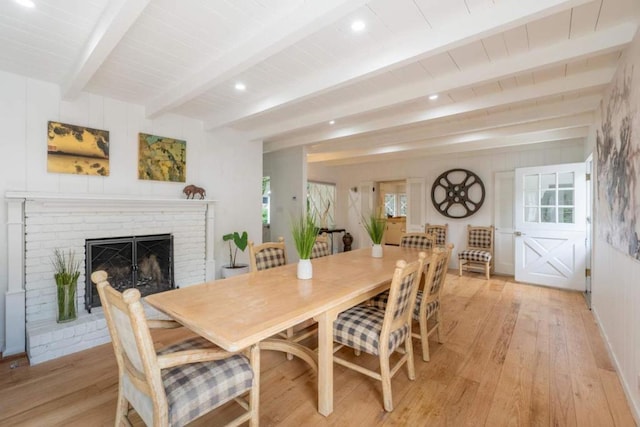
[5,193,216,364]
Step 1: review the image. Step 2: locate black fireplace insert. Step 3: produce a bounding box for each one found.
[85,234,174,312]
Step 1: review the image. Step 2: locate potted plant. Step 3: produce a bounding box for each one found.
[221,231,250,278]
[362,212,386,257]
[291,212,318,279]
[51,249,81,323]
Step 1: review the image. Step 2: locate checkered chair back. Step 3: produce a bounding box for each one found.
[92,271,257,426]
[427,245,451,296]
[424,223,448,246]
[310,233,331,259]
[467,226,493,251]
[380,253,427,346]
[249,237,288,272]
[400,232,436,250]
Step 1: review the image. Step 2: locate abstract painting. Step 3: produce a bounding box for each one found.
[47,121,109,176]
[596,58,640,261]
[138,133,186,182]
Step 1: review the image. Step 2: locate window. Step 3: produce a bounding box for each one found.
[307,181,336,228]
[262,177,270,225]
[523,172,575,224]
[384,193,407,217]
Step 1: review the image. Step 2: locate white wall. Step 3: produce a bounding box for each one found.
[586,28,640,421]
[309,141,584,266]
[0,70,263,353]
[264,146,307,262]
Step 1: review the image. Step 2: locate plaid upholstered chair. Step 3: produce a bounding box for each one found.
[248,236,287,272]
[370,245,453,362]
[458,225,494,280]
[332,252,426,412]
[400,232,436,250]
[310,233,331,259]
[424,223,448,247]
[92,271,259,427]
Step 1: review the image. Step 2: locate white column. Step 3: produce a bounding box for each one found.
[5,198,25,356]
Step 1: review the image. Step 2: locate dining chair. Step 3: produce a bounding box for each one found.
[332,252,426,412]
[310,233,331,259]
[424,223,448,247]
[91,271,259,427]
[370,245,453,362]
[399,232,436,250]
[458,225,494,279]
[248,237,287,272]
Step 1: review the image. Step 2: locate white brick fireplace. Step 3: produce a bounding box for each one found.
[5,192,216,364]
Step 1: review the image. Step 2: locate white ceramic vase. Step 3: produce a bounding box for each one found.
[371,243,383,258]
[297,259,313,279]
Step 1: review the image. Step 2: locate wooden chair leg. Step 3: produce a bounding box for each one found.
[458,259,463,276]
[285,327,294,360]
[115,385,130,426]
[379,354,393,412]
[420,318,430,362]
[485,262,490,280]
[405,334,415,380]
[435,310,443,344]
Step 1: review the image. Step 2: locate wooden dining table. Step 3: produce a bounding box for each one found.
[146,245,427,416]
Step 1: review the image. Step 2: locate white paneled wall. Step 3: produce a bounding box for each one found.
[0,70,263,357]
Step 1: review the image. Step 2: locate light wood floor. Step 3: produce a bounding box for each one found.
[0,272,636,426]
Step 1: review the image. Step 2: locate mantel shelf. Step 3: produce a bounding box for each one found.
[5,191,216,205]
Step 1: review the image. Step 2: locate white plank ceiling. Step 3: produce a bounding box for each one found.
[1,0,638,165]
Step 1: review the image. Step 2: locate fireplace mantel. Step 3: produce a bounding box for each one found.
[4,192,216,362]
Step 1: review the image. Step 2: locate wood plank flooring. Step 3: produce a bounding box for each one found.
[0,272,636,426]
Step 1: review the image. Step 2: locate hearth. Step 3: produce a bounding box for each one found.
[85,234,174,312]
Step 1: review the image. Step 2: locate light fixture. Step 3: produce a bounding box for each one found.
[329,120,335,125]
[234,82,246,91]
[351,20,365,32]
[428,94,439,100]
[15,0,35,8]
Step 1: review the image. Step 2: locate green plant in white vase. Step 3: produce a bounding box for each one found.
[291,212,318,279]
[52,249,81,323]
[362,212,386,257]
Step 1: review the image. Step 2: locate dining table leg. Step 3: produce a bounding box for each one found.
[316,310,337,416]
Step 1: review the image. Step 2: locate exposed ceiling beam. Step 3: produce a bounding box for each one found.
[312,129,588,166]
[307,114,593,162]
[307,95,600,153]
[264,67,613,152]
[258,22,634,148]
[62,0,150,100]
[204,0,595,130]
[145,0,368,118]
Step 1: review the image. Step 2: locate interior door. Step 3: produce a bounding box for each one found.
[494,171,515,275]
[406,178,425,232]
[584,155,593,308]
[514,163,586,290]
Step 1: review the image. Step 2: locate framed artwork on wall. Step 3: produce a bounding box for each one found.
[47,121,109,176]
[596,61,640,261]
[138,133,186,182]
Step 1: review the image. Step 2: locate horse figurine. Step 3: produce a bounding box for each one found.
[183,184,206,199]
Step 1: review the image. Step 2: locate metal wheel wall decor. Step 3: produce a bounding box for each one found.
[431,169,485,218]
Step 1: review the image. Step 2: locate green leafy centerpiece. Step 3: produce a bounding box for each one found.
[291,212,319,279]
[362,212,387,257]
[52,249,81,323]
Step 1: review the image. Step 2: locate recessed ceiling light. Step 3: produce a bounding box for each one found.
[351,20,365,32]
[234,82,246,91]
[428,94,439,100]
[329,120,335,125]
[15,0,35,8]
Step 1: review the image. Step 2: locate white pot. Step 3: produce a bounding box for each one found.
[371,244,383,258]
[221,264,250,278]
[297,259,313,279]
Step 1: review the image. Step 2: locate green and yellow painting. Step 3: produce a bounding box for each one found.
[138,133,186,182]
[47,121,109,176]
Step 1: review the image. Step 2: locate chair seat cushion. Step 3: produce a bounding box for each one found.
[458,249,492,262]
[333,304,409,355]
[158,337,254,426]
